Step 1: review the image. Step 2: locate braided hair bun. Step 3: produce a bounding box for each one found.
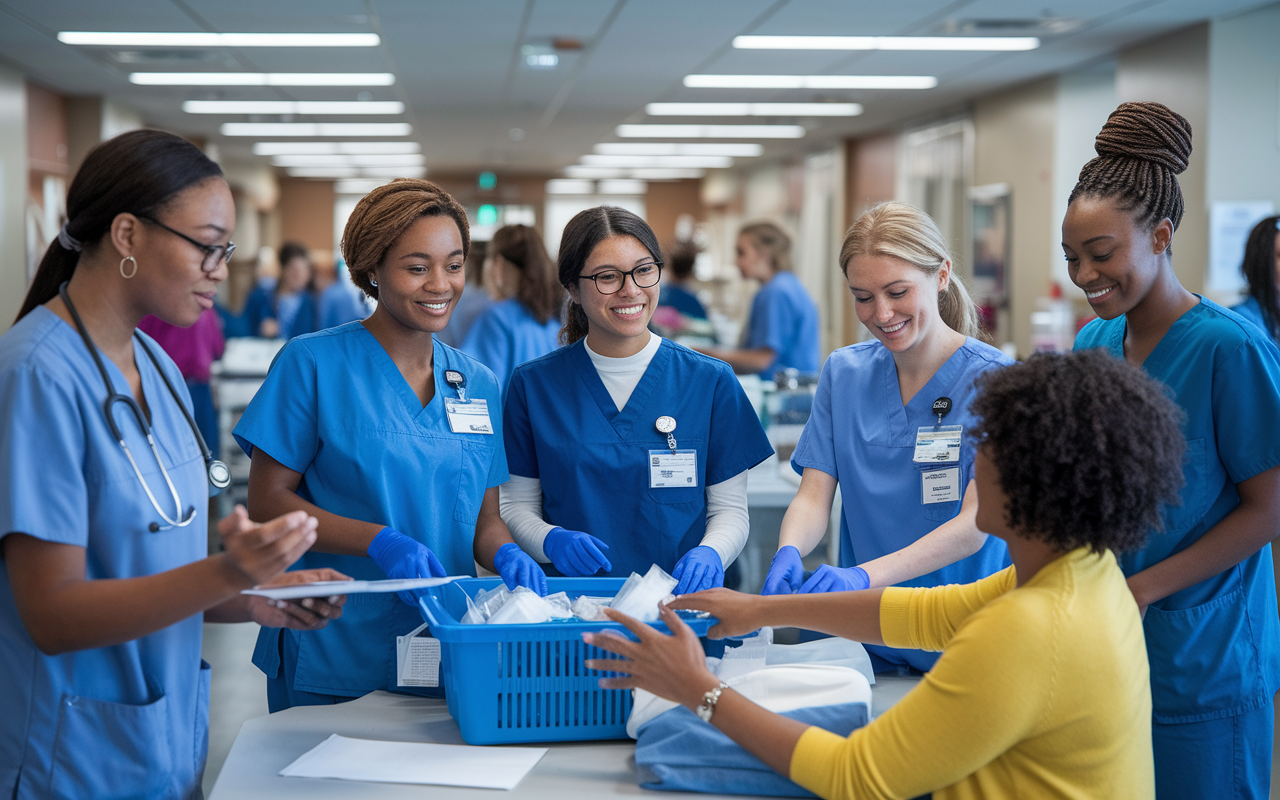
[1069,101,1193,232]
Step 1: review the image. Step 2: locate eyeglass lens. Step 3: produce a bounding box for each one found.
[590,263,661,294]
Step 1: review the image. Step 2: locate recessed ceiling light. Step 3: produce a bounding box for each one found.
[597,180,647,195]
[732,35,1039,51]
[185,100,403,115]
[286,166,425,179]
[131,72,395,86]
[616,124,804,139]
[269,154,425,167]
[58,32,380,47]
[546,179,595,195]
[685,75,936,89]
[335,179,386,194]
[565,166,705,180]
[252,141,420,155]
[221,123,412,136]
[594,143,763,157]
[646,102,861,116]
[580,154,732,169]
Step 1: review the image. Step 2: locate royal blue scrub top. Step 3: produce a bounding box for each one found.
[1232,296,1278,343]
[1075,298,1280,723]
[0,307,210,800]
[743,272,820,376]
[234,322,508,699]
[504,338,772,577]
[461,298,561,404]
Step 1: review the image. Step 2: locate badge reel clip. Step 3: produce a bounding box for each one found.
[931,396,953,429]
[445,369,467,401]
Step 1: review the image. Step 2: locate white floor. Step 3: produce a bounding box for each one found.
[200,622,267,798]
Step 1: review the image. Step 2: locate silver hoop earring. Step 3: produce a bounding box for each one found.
[119,256,138,280]
[370,279,378,287]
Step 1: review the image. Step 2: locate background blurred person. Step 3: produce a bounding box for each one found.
[438,240,492,348]
[314,258,369,330]
[1232,215,1280,344]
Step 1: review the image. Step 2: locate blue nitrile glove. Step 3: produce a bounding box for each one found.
[542,527,612,576]
[494,543,548,595]
[799,564,870,594]
[761,546,805,595]
[367,527,447,606]
[672,546,724,595]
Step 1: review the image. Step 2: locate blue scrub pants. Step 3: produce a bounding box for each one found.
[1153,699,1273,800]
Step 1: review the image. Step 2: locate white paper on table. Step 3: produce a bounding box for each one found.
[279,733,547,789]
[242,576,461,601]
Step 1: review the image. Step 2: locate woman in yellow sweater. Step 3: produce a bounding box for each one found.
[586,348,1184,799]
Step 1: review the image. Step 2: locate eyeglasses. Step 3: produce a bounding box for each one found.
[139,216,236,272]
[577,261,662,295]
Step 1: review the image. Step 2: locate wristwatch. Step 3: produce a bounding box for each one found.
[695,681,730,722]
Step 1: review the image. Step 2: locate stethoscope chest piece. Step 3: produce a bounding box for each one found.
[208,459,232,490]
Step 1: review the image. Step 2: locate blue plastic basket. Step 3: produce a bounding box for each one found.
[417,577,713,745]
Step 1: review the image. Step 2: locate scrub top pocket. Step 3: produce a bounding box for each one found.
[454,436,496,525]
[645,438,705,506]
[917,462,964,522]
[293,592,396,697]
[51,691,173,800]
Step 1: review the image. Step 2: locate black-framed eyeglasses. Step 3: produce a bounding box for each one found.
[577,261,662,295]
[139,216,236,272]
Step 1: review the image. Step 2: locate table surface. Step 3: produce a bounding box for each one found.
[209,676,919,799]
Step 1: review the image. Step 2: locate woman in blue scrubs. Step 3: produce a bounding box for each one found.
[1065,102,1280,799]
[461,224,563,401]
[761,201,1012,674]
[236,179,545,712]
[1231,214,1280,344]
[501,206,773,596]
[0,130,342,800]
[698,221,820,376]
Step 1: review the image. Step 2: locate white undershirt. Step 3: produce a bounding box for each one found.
[500,333,751,568]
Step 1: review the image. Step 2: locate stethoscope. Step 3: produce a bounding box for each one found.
[59,282,231,532]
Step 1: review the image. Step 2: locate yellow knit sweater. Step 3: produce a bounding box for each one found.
[789,547,1153,799]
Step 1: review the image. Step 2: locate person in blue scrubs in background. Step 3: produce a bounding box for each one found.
[0,129,343,800]
[760,201,1012,674]
[698,221,819,377]
[1231,214,1280,345]
[236,179,545,712]
[657,241,708,321]
[461,224,563,401]
[501,207,773,596]
[314,258,370,330]
[1066,102,1280,800]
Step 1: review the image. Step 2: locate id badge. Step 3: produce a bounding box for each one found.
[396,622,440,687]
[649,449,699,488]
[913,425,962,463]
[444,398,493,434]
[921,467,962,504]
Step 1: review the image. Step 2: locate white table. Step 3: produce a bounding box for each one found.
[209,678,919,799]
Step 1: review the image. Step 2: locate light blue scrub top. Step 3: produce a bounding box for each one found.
[461,298,561,404]
[1075,298,1280,723]
[233,322,508,698]
[743,272,820,376]
[1232,296,1277,343]
[316,280,368,330]
[0,307,210,800]
[504,338,773,577]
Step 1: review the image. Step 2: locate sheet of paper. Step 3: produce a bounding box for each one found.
[279,733,547,789]
[1208,201,1275,292]
[242,576,461,601]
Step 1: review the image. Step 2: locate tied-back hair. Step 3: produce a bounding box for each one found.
[557,206,662,345]
[840,201,983,341]
[17,129,223,322]
[1068,101,1193,253]
[341,179,470,301]
[739,221,792,272]
[489,224,563,325]
[1240,215,1280,339]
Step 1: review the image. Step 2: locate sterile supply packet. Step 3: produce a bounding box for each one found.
[486,587,556,625]
[544,591,574,619]
[571,595,612,621]
[610,564,678,622]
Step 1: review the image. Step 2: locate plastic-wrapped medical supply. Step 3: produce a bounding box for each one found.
[571,595,613,622]
[486,587,557,625]
[544,591,574,619]
[610,565,679,622]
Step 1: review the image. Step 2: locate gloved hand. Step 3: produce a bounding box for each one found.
[672,546,724,595]
[799,564,870,594]
[761,546,805,595]
[543,527,611,576]
[494,543,548,595]
[367,527,446,606]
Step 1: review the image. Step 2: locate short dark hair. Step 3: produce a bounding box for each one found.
[556,206,661,344]
[969,349,1186,554]
[664,241,699,281]
[278,241,310,267]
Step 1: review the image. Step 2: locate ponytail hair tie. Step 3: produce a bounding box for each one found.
[57,224,82,252]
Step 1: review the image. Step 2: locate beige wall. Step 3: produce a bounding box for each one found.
[646,178,705,246]
[973,77,1057,357]
[278,177,336,263]
[840,134,898,344]
[0,63,27,328]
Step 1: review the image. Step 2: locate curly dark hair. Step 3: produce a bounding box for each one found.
[969,349,1185,554]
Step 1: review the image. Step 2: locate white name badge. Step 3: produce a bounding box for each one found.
[396,621,441,688]
[649,449,699,488]
[913,425,963,464]
[444,398,493,434]
[921,467,962,504]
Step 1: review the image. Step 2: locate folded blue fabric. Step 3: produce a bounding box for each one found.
[634,702,869,797]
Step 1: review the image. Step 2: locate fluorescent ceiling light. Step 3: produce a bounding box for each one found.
[546,179,595,195]
[335,179,385,194]
[252,141,420,155]
[684,75,936,90]
[580,154,732,169]
[269,154,424,167]
[616,124,804,139]
[286,166,424,179]
[185,100,403,115]
[646,102,861,116]
[565,166,705,180]
[361,166,424,178]
[58,32,380,47]
[598,179,647,195]
[221,122,412,136]
[733,35,1039,51]
[131,72,395,86]
[594,143,763,157]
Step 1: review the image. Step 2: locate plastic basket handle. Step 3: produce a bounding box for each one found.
[418,592,451,627]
